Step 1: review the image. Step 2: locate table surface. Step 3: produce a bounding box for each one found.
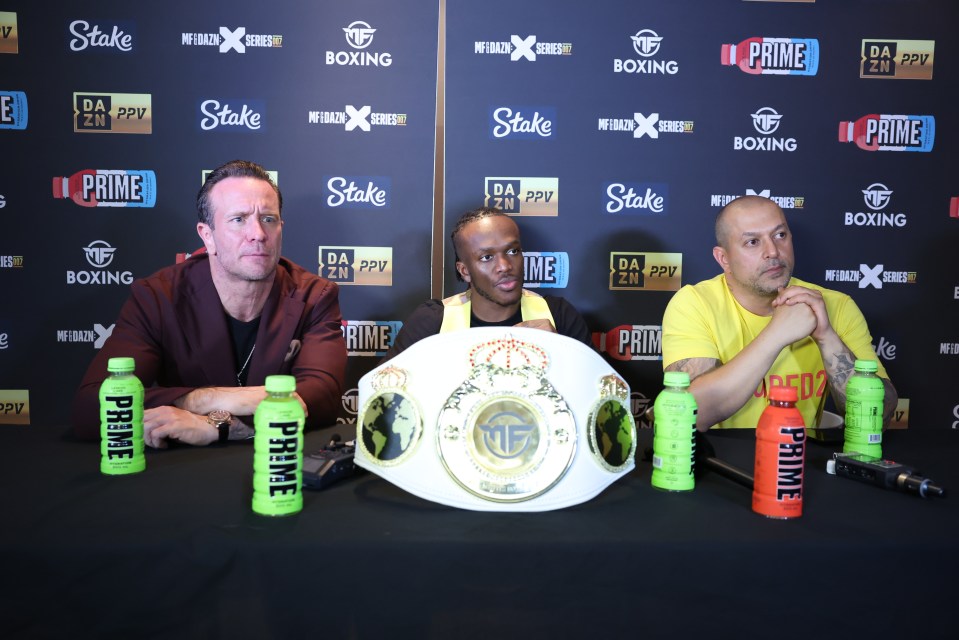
[2,424,957,639]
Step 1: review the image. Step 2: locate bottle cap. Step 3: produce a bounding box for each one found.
[107,357,135,373]
[768,385,798,402]
[662,371,690,388]
[854,359,879,372]
[265,374,296,394]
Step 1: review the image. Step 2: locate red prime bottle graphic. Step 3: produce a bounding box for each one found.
[838,114,935,152]
[720,37,819,76]
[752,386,806,519]
[53,169,157,207]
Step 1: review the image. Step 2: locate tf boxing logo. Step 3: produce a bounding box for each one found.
[593,325,662,361]
[199,99,265,131]
[319,246,392,286]
[721,37,819,75]
[67,240,134,286]
[861,40,934,80]
[845,183,907,228]
[490,107,555,140]
[0,90,27,129]
[74,92,151,134]
[338,388,358,425]
[68,19,135,53]
[474,34,572,61]
[598,112,693,139]
[523,252,569,289]
[325,176,391,209]
[484,177,558,216]
[631,391,652,430]
[181,26,282,53]
[824,264,917,289]
[0,390,29,425]
[308,105,407,131]
[604,182,668,215]
[839,114,934,152]
[710,188,804,209]
[735,107,797,152]
[613,29,679,75]
[609,252,682,291]
[341,320,402,356]
[53,169,157,207]
[1,11,19,54]
[326,20,393,67]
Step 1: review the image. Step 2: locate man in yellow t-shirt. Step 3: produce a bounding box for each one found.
[662,196,897,430]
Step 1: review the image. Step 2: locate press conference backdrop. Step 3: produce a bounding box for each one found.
[2,1,958,431]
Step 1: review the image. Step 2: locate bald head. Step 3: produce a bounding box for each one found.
[715,195,787,249]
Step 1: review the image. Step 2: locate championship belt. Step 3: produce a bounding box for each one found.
[355,327,636,511]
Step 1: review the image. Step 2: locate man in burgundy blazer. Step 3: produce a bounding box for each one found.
[71,160,347,447]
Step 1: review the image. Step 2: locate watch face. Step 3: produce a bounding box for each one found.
[208,409,231,423]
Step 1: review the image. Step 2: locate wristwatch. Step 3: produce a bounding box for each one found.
[206,409,232,444]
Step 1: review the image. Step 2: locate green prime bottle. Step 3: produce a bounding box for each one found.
[252,375,305,516]
[99,357,145,475]
[844,359,884,458]
[651,371,698,492]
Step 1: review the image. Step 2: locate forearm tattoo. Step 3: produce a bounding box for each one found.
[824,350,857,408]
[665,358,721,381]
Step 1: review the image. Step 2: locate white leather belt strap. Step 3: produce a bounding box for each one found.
[355,327,636,512]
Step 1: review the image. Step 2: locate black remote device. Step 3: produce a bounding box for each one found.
[302,436,362,490]
[830,452,945,499]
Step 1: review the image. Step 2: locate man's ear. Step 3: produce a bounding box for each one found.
[712,245,729,273]
[455,260,471,283]
[197,223,216,256]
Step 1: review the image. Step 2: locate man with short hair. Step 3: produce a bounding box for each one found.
[662,195,896,431]
[382,207,589,360]
[72,160,347,446]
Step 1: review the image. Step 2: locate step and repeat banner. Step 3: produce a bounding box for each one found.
[2,0,958,431]
[0,0,439,428]
[445,0,958,430]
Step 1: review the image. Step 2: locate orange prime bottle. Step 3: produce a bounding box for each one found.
[752,386,806,519]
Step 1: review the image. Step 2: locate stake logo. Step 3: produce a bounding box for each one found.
[0,90,27,129]
[721,37,818,75]
[484,177,558,216]
[861,40,934,80]
[181,26,282,53]
[734,107,796,152]
[490,106,555,140]
[839,114,934,152]
[74,92,151,134]
[609,252,682,291]
[341,320,402,356]
[1,12,18,54]
[523,252,569,289]
[604,182,668,215]
[0,389,29,425]
[845,183,906,228]
[324,176,391,209]
[592,325,663,361]
[318,246,392,286]
[68,19,135,52]
[309,105,406,131]
[326,20,393,67]
[474,34,572,61]
[199,99,265,131]
[67,241,133,286]
[710,188,804,209]
[598,112,693,139]
[613,29,679,74]
[823,264,917,289]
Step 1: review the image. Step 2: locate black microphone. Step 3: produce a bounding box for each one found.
[695,431,754,491]
[829,452,946,499]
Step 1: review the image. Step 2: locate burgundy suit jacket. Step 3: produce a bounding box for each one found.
[71,254,347,440]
